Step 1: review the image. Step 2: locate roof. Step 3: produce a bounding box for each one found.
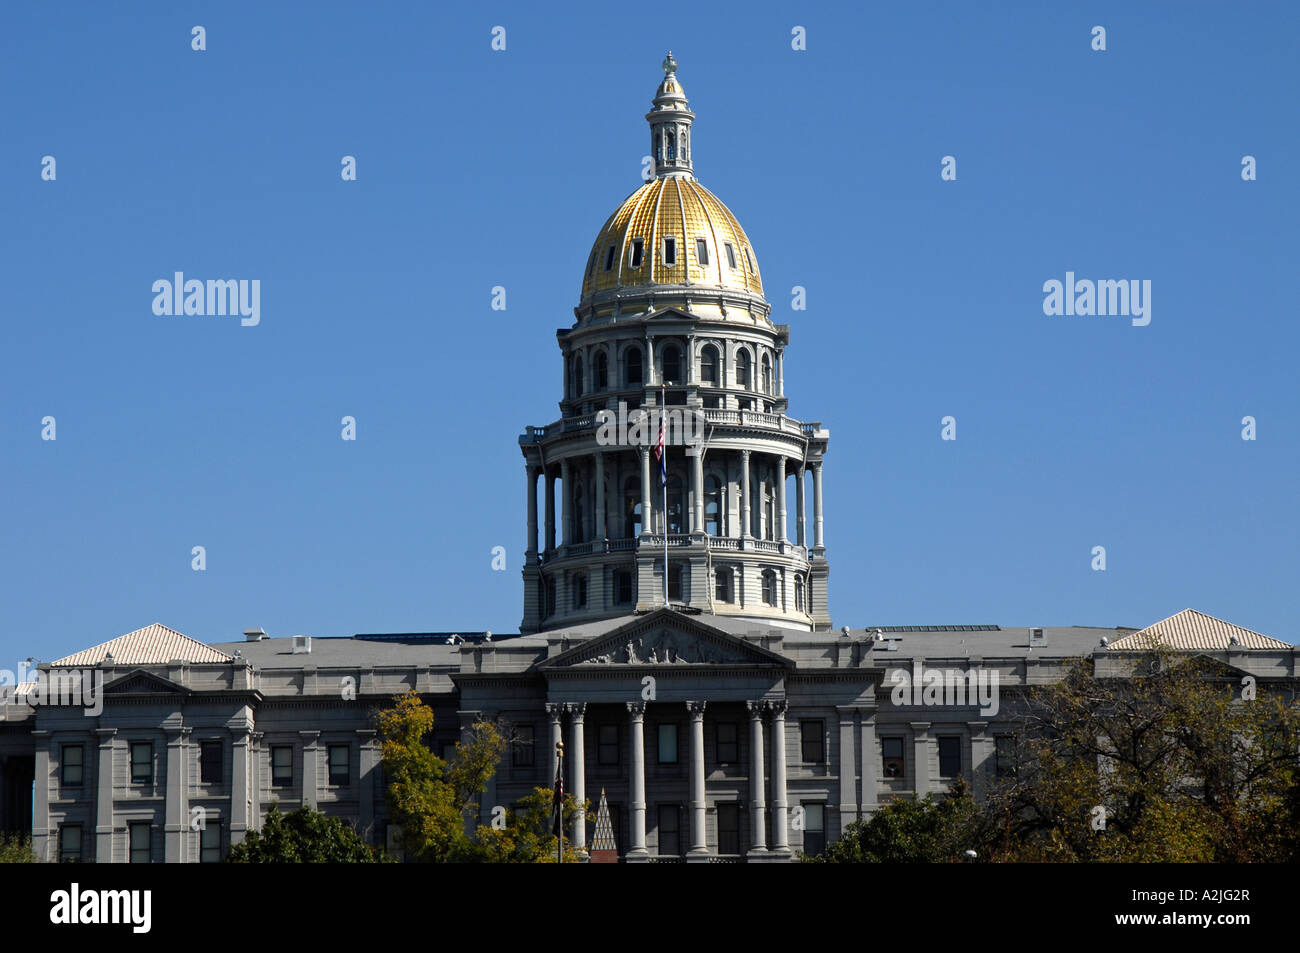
[1107,609,1291,651]
[52,623,234,666]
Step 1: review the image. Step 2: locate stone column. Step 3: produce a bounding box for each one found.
[740,449,752,538]
[795,464,806,547]
[526,466,539,557]
[911,722,931,797]
[626,702,648,860]
[164,726,190,862]
[357,729,378,843]
[231,721,252,845]
[969,722,990,801]
[300,731,320,809]
[542,470,555,555]
[836,708,857,837]
[858,708,879,815]
[546,703,564,786]
[777,350,785,396]
[769,700,789,853]
[567,703,587,851]
[560,458,572,547]
[640,447,653,533]
[594,451,606,540]
[812,462,824,550]
[776,456,788,543]
[94,729,114,863]
[32,731,51,862]
[690,443,704,533]
[687,701,708,858]
[746,701,767,854]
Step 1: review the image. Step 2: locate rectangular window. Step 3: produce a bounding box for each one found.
[663,237,676,266]
[695,238,709,265]
[714,569,732,603]
[200,740,222,784]
[938,736,961,778]
[724,242,737,269]
[512,724,535,768]
[717,802,740,855]
[598,724,619,766]
[604,244,616,271]
[614,570,633,604]
[59,824,82,863]
[200,822,222,863]
[802,803,825,857]
[995,735,1016,777]
[271,745,293,787]
[629,238,644,268]
[328,744,350,786]
[667,566,682,601]
[744,246,754,273]
[130,742,153,785]
[129,822,151,864]
[657,724,678,764]
[61,744,84,787]
[657,805,681,856]
[882,737,905,778]
[716,722,739,764]
[801,720,825,763]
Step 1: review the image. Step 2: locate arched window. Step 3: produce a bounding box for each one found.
[624,477,641,538]
[762,569,777,607]
[666,130,676,160]
[662,345,681,384]
[574,357,584,397]
[764,479,776,541]
[573,573,587,608]
[761,354,773,394]
[626,347,643,386]
[701,345,719,386]
[736,350,751,389]
[594,351,608,390]
[795,575,805,613]
[666,474,684,534]
[572,481,585,543]
[705,475,723,536]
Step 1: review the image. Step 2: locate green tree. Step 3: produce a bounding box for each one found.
[806,776,981,863]
[226,804,385,863]
[983,649,1300,862]
[470,786,587,863]
[0,834,40,863]
[376,689,509,862]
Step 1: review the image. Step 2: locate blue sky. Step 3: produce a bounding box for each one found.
[2,1,1297,664]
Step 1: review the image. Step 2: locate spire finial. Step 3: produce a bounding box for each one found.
[662,51,677,75]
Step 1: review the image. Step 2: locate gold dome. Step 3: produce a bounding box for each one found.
[580,176,763,302]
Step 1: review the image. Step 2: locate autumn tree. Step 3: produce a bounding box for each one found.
[982,648,1300,862]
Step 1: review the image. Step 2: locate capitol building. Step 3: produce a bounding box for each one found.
[0,55,1293,863]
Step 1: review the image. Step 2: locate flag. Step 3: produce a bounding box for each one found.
[653,402,667,487]
[550,754,565,836]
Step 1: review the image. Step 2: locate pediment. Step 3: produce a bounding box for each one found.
[102,669,190,696]
[539,610,791,670]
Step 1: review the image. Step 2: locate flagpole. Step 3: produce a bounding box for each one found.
[662,386,668,606]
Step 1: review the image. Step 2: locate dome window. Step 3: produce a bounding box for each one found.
[629,238,644,269]
[594,351,609,390]
[736,350,751,389]
[663,237,677,266]
[662,345,682,384]
[604,244,617,272]
[724,242,737,269]
[695,239,709,266]
[744,247,755,273]
[626,347,643,385]
[701,345,719,386]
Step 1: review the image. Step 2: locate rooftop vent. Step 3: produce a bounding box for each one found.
[1029,627,1047,647]
[291,635,311,654]
[244,628,268,642]
[1099,636,1110,647]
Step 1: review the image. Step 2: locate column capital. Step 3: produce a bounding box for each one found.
[745,699,765,717]
[93,728,117,739]
[686,700,707,717]
[564,701,587,720]
[299,730,321,744]
[909,721,931,734]
[165,726,192,741]
[766,699,788,717]
[626,701,646,719]
[545,702,564,719]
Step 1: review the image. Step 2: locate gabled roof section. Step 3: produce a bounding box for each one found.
[52,623,234,666]
[538,608,792,670]
[1107,609,1290,651]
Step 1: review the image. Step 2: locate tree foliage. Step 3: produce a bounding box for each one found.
[806,777,981,863]
[226,804,385,863]
[982,649,1300,862]
[0,834,40,863]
